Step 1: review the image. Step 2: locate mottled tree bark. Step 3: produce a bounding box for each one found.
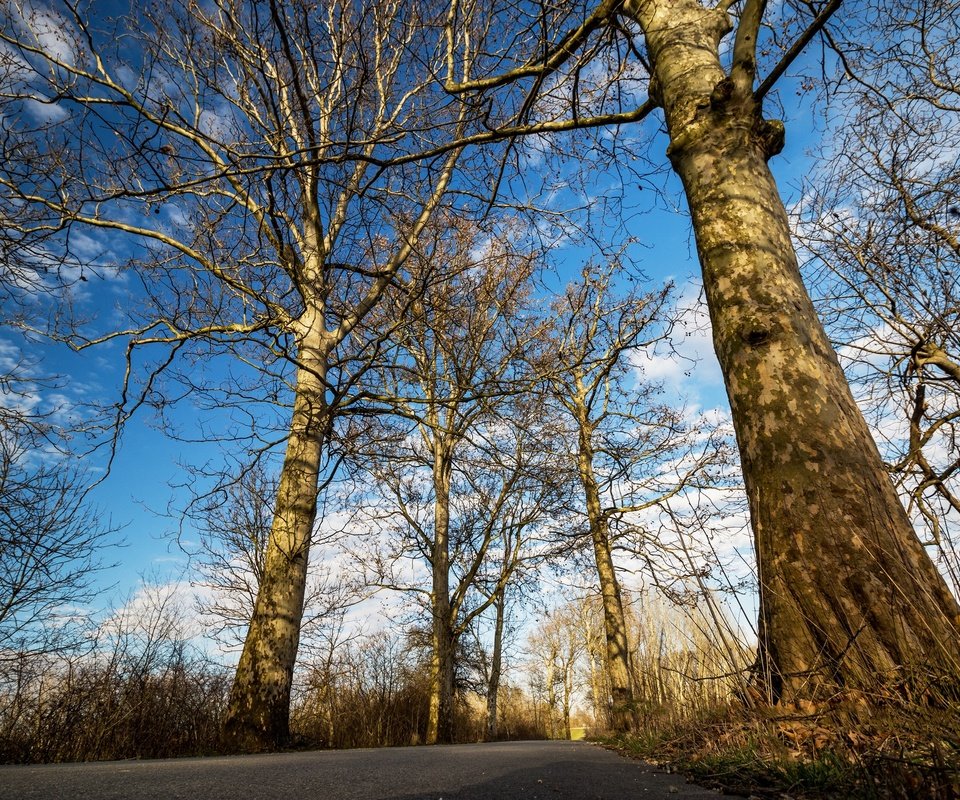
[576,423,636,730]
[427,446,457,744]
[628,0,960,700]
[223,327,330,750]
[545,652,558,739]
[485,587,506,740]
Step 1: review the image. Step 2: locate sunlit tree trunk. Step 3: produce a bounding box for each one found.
[630,0,960,700]
[576,422,636,730]
[485,587,506,740]
[427,445,456,744]
[545,654,558,739]
[223,327,330,750]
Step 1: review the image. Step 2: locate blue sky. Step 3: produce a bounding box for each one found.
[24,118,817,617]
[66,115,816,628]
[2,0,834,653]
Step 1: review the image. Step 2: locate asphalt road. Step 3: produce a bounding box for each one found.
[0,740,726,799]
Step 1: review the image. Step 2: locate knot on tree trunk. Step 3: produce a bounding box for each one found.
[710,77,736,110]
[648,72,663,108]
[742,326,773,348]
[753,118,785,160]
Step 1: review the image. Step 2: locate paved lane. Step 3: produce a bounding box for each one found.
[0,740,723,799]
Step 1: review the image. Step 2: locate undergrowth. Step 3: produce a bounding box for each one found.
[601,693,960,798]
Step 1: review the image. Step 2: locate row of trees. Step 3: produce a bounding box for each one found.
[528,592,746,739]
[1,0,957,753]
[7,585,638,762]
[183,231,727,742]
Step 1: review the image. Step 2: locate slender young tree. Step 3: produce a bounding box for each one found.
[353,224,562,742]
[460,528,544,741]
[482,585,508,740]
[542,266,721,730]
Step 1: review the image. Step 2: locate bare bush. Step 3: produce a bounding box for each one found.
[290,631,548,748]
[0,583,229,763]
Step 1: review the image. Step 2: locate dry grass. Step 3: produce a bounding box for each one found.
[604,691,960,798]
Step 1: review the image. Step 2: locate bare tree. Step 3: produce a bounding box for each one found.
[352,224,563,742]
[0,260,113,662]
[481,585,508,740]
[540,266,724,729]
[0,0,487,748]
[459,505,549,742]
[798,0,960,595]
[445,0,960,700]
[0,413,113,661]
[527,602,585,740]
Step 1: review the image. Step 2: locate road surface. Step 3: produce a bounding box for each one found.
[0,740,724,799]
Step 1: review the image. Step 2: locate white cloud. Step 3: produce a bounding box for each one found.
[12,2,78,67]
[102,577,212,648]
[631,281,725,405]
[22,95,69,123]
[198,107,232,142]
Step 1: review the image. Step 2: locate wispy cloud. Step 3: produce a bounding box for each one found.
[631,281,725,407]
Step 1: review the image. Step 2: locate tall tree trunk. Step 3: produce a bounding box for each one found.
[223,332,329,750]
[587,647,604,730]
[577,424,636,730]
[545,654,558,739]
[485,587,506,740]
[428,619,457,744]
[427,446,456,744]
[630,0,960,700]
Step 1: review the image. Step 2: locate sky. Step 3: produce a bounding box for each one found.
[1,0,837,661]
